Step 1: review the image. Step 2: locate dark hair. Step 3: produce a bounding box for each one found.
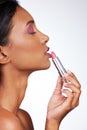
[0,0,19,46]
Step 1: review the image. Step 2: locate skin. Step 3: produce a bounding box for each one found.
[0,6,81,130]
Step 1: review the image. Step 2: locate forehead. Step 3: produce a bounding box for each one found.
[12,6,34,27]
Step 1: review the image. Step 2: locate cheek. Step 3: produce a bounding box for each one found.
[9,25,41,58]
[10,39,42,69]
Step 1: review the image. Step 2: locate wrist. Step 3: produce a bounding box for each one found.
[45,118,60,130]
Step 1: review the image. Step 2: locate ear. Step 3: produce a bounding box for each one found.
[0,46,10,64]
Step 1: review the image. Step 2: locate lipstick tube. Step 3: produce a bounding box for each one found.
[51,51,66,77]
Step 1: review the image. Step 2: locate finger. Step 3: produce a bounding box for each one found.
[63,83,81,108]
[64,82,80,93]
[64,71,81,88]
[62,89,74,109]
[53,76,63,95]
[72,92,81,108]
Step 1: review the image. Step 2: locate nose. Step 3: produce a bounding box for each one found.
[40,33,49,44]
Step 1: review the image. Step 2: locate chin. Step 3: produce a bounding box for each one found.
[29,60,51,72]
[40,61,51,70]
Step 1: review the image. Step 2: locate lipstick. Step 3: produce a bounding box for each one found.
[51,51,66,77]
[51,51,72,95]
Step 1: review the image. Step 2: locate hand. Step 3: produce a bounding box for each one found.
[46,71,81,125]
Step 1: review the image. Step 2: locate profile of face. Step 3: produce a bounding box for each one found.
[6,6,50,72]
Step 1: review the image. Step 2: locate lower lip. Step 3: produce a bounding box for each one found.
[45,52,51,58]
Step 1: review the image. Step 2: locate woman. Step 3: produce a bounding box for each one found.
[0,0,81,130]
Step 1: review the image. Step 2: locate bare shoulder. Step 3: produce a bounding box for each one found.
[0,108,23,130]
[17,108,34,130]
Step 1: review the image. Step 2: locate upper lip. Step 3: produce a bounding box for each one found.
[47,47,50,51]
[44,47,49,53]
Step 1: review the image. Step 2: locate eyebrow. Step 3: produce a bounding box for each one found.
[26,20,35,26]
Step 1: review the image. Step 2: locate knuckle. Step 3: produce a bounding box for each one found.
[73,102,79,108]
[76,101,79,106]
[77,88,81,95]
[77,82,81,89]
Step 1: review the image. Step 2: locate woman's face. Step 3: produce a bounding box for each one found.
[7,6,50,72]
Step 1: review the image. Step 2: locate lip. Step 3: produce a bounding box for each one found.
[44,47,51,57]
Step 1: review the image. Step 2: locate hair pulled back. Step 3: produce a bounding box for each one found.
[0,0,19,46]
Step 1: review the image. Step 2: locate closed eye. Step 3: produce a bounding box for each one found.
[27,24,36,34]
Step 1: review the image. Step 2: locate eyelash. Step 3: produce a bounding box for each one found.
[29,31,36,34]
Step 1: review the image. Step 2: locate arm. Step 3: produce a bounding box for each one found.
[45,71,81,130]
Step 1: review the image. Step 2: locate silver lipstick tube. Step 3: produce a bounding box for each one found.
[52,56,66,77]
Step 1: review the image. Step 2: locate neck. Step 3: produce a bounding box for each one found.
[0,65,32,114]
